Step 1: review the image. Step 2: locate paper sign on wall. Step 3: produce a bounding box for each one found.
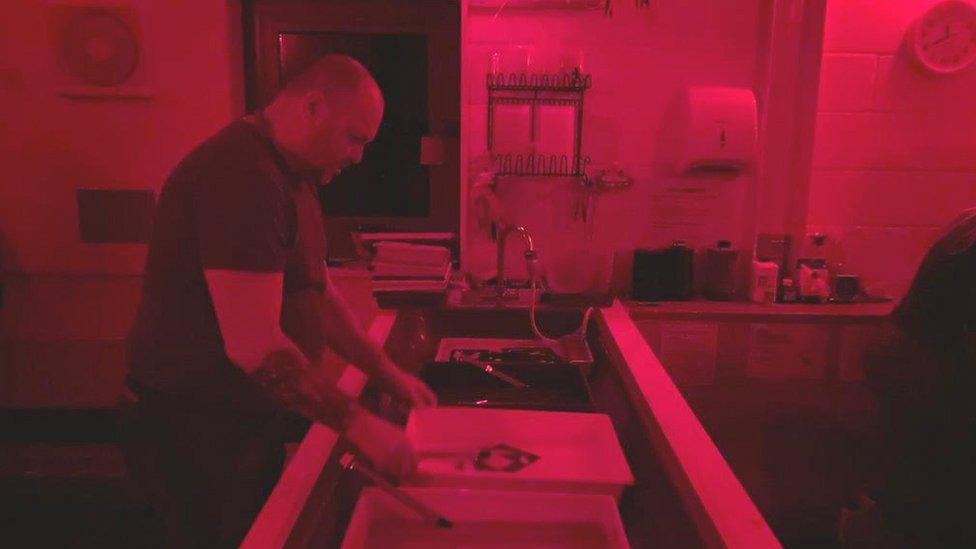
[649,182,724,226]
[746,323,828,380]
[658,321,719,386]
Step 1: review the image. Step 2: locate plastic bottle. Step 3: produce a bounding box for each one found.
[780,277,797,303]
[750,259,779,304]
[797,233,830,303]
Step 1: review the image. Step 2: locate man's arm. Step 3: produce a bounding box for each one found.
[318,271,436,407]
[205,269,356,426]
[205,269,416,477]
[319,277,397,379]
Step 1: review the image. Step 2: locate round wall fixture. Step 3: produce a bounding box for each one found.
[59,8,139,87]
[909,1,976,74]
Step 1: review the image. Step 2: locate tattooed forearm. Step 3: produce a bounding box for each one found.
[249,348,356,431]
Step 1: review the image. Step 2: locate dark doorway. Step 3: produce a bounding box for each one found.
[243,0,460,260]
[279,32,430,219]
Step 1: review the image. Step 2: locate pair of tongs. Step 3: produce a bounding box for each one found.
[341,453,454,528]
[454,351,530,389]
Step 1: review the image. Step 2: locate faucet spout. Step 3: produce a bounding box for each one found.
[496,225,536,299]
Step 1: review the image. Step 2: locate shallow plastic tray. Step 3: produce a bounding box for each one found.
[405,407,634,500]
[341,487,630,549]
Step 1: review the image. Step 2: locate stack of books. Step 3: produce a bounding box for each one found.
[370,241,452,293]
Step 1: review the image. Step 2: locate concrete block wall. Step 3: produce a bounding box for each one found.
[0,0,241,408]
[463,2,764,289]
[806,0,976,298]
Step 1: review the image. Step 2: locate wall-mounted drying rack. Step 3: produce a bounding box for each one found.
[486,71,592,91]
[492,153,591,178]
[487,69,592,179]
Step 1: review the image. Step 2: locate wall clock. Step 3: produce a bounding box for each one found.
[909,1,976,74]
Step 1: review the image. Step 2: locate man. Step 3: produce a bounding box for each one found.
[861,207,976,546]
[119,55,435,548]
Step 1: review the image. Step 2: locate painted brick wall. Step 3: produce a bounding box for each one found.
[807,0,976,298]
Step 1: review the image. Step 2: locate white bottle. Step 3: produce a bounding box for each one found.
[750,259,779,304]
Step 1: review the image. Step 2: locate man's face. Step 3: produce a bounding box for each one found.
[303,89,383,185]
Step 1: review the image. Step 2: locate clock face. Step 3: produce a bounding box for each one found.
[912,1,976,74]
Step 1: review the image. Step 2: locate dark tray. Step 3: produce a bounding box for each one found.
[419,361,594,412]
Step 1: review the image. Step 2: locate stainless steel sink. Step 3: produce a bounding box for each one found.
[382,308,594,372]
[378,307,597,413]
[418,359,595,412]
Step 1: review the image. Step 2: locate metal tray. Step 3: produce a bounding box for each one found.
[419,360,594,412]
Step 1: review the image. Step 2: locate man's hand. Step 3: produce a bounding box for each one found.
[344,409,417,479]
[387,370,437,409]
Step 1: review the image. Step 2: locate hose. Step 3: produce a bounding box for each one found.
[528,276,594,343]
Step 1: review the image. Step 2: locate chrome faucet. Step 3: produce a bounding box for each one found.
[496,225,538,300]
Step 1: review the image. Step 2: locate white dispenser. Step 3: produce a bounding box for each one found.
[673,86,758,173]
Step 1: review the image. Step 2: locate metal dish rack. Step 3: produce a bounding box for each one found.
[487,69,592,179]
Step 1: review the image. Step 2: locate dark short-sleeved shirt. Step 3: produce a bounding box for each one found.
[126,119,327,415]
[895,209,976,324]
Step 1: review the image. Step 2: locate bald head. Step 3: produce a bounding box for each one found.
[280,55,381,105]
[264,54,384,184]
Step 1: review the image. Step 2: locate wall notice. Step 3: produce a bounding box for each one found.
[648,175,746,228]
[649,181,725,226]
[746,323,828,380]
[658,321,719,386]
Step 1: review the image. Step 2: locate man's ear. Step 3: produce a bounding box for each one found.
[304,90,330,123]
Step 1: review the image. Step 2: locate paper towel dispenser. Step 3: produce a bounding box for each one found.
[671,86,757,174]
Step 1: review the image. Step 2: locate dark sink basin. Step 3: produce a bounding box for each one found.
[419,360,594,412]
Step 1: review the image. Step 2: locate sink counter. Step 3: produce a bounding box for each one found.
[627,299,893,323]
[242,301,780,549]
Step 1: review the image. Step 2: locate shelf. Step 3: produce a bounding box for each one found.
[487,70,592,179]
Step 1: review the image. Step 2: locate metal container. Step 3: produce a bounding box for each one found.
[703,240,739,301]
[632,241,694,301]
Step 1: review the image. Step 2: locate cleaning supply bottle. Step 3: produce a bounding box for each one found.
[750,259,779,304]
[779,277,798,303]
[797,233,830,303]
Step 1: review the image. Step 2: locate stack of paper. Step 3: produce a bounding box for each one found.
[371,242,452,292]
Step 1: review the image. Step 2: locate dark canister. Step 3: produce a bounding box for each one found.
[632,241,694,301]
[834,274,860,302]
[703,240,739,301]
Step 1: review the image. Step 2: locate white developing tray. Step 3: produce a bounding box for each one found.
[341,487,630,549]
[405,406,634,500]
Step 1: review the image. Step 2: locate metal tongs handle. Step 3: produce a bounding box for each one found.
[340,453,453,528]
[456,352,529,389]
